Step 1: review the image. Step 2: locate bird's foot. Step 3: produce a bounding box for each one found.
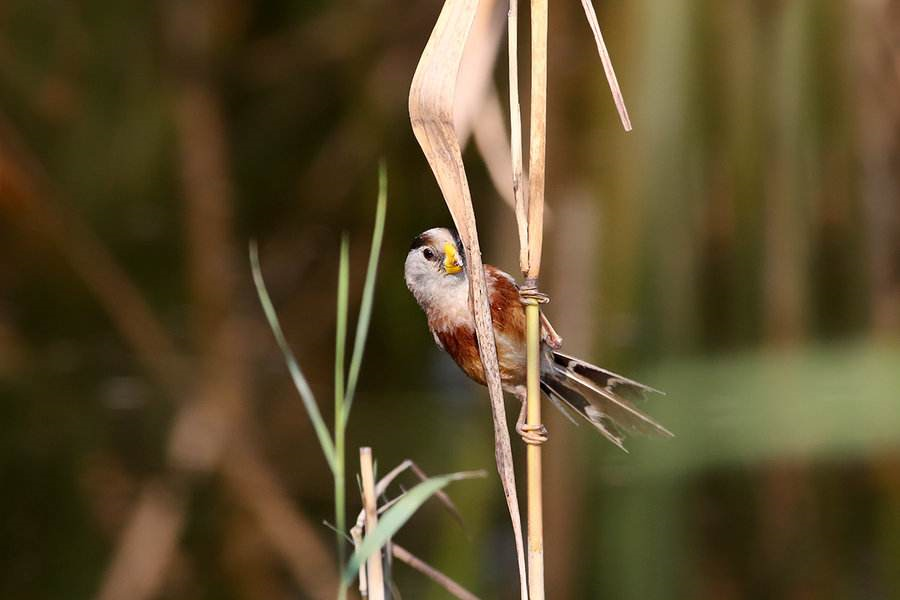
[519,278,551,306]
[518,287,550,306]
[516,422,549,446]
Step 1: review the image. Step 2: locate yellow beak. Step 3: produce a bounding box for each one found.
[443,242,463,274]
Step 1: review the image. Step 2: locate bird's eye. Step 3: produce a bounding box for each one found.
[422,247,435,261]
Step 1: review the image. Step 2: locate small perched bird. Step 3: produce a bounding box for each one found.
[404,227,672,450]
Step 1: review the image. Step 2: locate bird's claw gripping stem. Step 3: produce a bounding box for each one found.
[516,395,548,445]
[518,281,562,348]
[518,280,550,306]
[517,422,549,446]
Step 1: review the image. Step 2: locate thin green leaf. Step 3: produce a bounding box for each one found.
[342,470,485,585]
[343,162,388,424]
[335,234,350,421]
[249,241,336,472]
[334,234,350,566]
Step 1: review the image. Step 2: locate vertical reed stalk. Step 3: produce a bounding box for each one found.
[515,1,628,597]
[359,447,385,600]
[525,300,544,599]
[525,0,548,596]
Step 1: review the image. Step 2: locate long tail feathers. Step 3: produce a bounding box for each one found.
[542,379,630,451]
[541,351,673,451]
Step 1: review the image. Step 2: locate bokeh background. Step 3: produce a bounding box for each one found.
[2,0,899,598]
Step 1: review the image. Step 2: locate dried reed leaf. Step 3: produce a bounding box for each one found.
[409,0,529,597]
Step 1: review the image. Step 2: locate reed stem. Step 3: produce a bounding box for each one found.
[525,300,545,599]
[360,447,385,600]
[525,0,548,596]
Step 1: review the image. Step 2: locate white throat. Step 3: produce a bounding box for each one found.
[406,269,471,332]
[426,274,471,331]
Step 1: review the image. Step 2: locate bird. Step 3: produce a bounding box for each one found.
[404,226,672,451]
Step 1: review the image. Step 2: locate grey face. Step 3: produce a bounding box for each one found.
[404,227,466,309]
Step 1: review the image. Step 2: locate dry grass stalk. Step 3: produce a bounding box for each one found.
[508,0,530,272]
[392,544,481,600]
[359,448,385,600]
[579,0,632,131]
[526,0,548,281]
[523,0,549,595]
[409,0,528,597]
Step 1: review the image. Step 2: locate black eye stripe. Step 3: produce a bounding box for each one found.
[408,230,464,265]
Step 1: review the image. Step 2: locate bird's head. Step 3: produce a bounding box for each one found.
[404,227,466,307]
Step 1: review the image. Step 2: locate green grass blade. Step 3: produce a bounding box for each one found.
[341,470,485,585]
[249,241,336,472]
[343,163,388,424]
[334,233,350,566]
[335,233,350,421]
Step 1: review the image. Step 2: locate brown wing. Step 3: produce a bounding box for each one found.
[434,325,486,385]
[485,265,528,386]
[485,265,526,341]
[484,264,562,349]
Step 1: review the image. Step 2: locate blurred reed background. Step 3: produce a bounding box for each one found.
[1,0,899,599]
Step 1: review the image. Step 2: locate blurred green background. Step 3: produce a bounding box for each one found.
[1,0,899,598]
